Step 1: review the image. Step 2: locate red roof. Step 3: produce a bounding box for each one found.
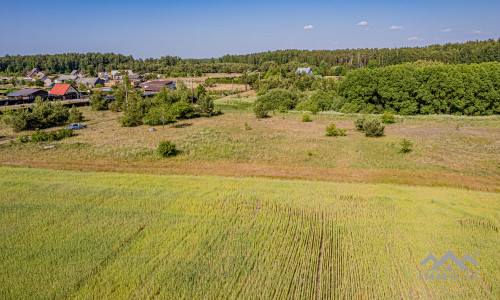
[49,84,71,95]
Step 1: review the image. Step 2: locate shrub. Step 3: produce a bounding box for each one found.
[68,106,84,123]
[277,105,288,113]
[158,140,177,157]
[18,135,29,143]
[400,138,413,153]
[30,128,74,143]
[54,128,74,140]
[254,102,269,119]
[302,114,312,122]
[255,88,298,110]
[30,129,52,142]
[355,115,367,130]
[381,111,395,124]
[172,102,196,119]
[325,123,347,136]
[95,84,103,89]
[244,122,252,130]
[363,118,385,137]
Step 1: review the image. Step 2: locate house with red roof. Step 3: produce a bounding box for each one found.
[49,84,79,100]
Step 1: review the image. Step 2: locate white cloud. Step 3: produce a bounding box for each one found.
[357,21,368,26]
[472,30,482,34]
[303,25,314,30]
[389,26,404,30]
[407,37,419,41]
[441,28,452,32]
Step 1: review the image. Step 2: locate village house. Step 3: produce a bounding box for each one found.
[110,70,134,80]
[140,80,176,92]
[296,67,313,75]
[26,68,41,79]
[7,89,48,101]
[49,84,79,100]
[56,74,78,84]
[76,77,105,88]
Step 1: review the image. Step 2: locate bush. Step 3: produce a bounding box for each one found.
[5,98,71,131]
[325,123,347,136]
[30,129,52,142]
[172,102,196,119]
[355,115,367,130]
[54,128,74,140]
[381,111,395,124]
[254,102,269,119]
[255,88,298,110]
[277,105,288,113]
[363,118,385,137]
[400,138,413,153]
[302,114,312,122]
[30,128,74,143]
[68,106,84,123]
[158,140,177,157]
[18,135,29,143]
[244,122,252,130]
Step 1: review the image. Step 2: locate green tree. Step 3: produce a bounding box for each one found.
[34,78,44,87]
[68,105,84,123]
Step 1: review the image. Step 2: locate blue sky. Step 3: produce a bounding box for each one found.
[2,0,499,59]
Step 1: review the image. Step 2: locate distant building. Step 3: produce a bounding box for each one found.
[26,68,41,79]
[7,89,48,101]
[128,74,143,82]
[110,70,134,80]
[43,78,52,87]
[296,67,313,75]
[49,84,79,100]
[56,75,78,84]
[76,77,105,88]
[70,70,81,77]
[140,80,176,92]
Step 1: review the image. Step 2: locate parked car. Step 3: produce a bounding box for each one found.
[68,123,87,130]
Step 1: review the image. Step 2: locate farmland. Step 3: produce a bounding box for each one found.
[0,95,499,299]
[0,167,498,299]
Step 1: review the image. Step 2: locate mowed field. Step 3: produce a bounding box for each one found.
[0,167,498,299]
[0,97,499,191]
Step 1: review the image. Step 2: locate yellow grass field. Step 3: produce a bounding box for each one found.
[0,167,498,299]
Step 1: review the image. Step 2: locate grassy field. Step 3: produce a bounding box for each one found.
[0,167,498,299]
[0,98,499,192]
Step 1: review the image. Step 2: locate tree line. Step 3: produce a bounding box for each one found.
[1,39,499,76]
[337,62,500,115]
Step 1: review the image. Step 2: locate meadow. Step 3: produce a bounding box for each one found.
[0,167,498,299]
[0,98,499,192]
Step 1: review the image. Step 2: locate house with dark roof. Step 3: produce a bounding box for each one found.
[140,80,176,92]
[56,75,78,84]
[7,89,48,101]
[49,84,79,100]
[26,68,40,79]
[76,77,105,88]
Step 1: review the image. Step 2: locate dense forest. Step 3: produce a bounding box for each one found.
[1,39,499,76]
